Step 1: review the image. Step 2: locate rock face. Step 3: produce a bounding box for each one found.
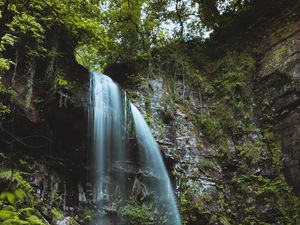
[254,16,300,193]
[0,26,91,219]
[110,73,214,191]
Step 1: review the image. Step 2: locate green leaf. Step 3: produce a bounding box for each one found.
[6,192,15,204]
[15,189,26,199]
[0,210,18,221]
[0,192,16,204]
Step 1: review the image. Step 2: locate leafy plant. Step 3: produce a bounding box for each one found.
[119,200,167,225]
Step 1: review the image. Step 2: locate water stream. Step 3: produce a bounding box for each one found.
[90,72,181,225]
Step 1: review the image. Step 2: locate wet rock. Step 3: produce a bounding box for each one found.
[125,76,212,194]
[110,160,167,200]
[57,217,79,225]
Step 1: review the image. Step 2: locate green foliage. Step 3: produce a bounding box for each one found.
[77,0,252,69]
[0,210,45,225]
[53,75,75,91]
[0,35,15,71]
[51,208,63,220]
[0,168,47,225]
[0,102,11,116]
[229,172,300,224]
[128,73,146,86]
[186,71,214,95]
[194,0,253,29]
[0,54,15,118]
[120,202,153,225]
[0,209,18,221]
[0,170,31,192]
[15,189,25,200]
[25,215,45,225]
[178,175,219,225]
[0,0,105,74]
[119,200,166,225]
[213,52,255,95]
[171,38,300,224]
[0,57,11,71]
[0,154,73,225]
[144,96,153,125]
[195,113,222,142]
[199,159,218,171]
[192,51,256,140]
[235,140,263,166]
[0,0,256,72]
[8,13,46,56]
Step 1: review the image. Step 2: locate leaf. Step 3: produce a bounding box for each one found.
[19,160,28,165]
[0,192,16,204]
[0,210,18,221]
[15,189,26,199]
[6,192,15,204]
[0,192,9,200]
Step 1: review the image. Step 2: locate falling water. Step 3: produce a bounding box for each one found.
[131,104,182,225]
[90,72,181,225]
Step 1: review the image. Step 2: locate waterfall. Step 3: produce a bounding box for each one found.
[131,104,181,225]
[90,72,181,225]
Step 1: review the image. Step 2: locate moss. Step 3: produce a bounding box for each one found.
[127,73,146,86]
[236,140,262,165]
[25,215,45,225]
[82,215,92,223]
[51,208,63,220]
[199,159,218,171]
[186,71,214,95]
[119,200,167,225]
[194,113,223,142]
[127,91,139,103]
[173,41,300,224]
[144,96,153,125]
[270,21,293,41]
[272,45,289,62]
[157,119,166,137]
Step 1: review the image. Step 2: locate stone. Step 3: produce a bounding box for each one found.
[254,19,300,194]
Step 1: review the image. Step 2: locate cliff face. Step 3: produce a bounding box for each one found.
[0,27,91,224]
[254,11,300,194]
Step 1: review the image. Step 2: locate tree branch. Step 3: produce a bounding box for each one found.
[0,124,51,149]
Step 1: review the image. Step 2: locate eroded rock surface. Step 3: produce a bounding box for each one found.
[254,17,300,194]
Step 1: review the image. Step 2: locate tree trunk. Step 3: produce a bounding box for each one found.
[12,48,19,87]
[25,58,35,110]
